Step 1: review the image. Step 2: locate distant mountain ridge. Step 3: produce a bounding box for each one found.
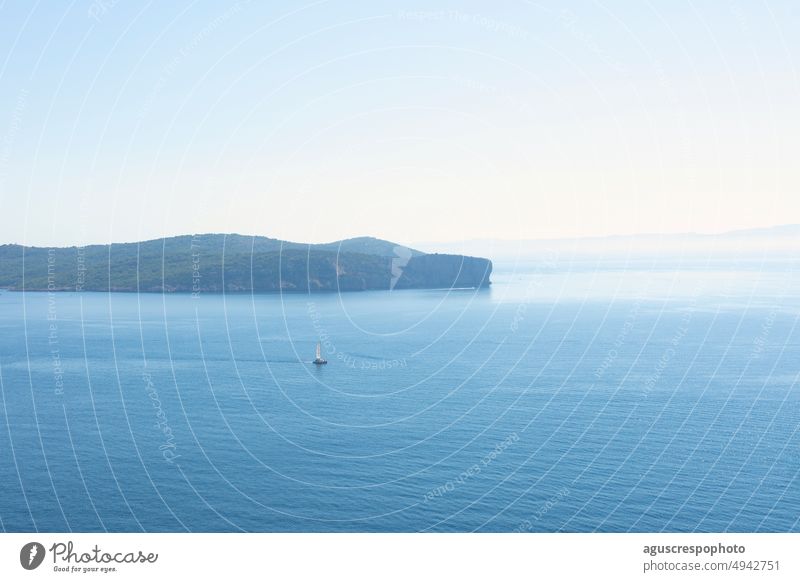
[0,234,490,293]
[415,224,800,261]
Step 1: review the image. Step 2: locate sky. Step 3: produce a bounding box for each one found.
[0,0,798,247]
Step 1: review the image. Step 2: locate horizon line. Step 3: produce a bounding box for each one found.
[3,223,798,249]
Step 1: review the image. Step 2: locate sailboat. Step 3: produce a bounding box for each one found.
[313,342,328,365]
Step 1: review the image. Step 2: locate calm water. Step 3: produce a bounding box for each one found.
[1,259,799,532]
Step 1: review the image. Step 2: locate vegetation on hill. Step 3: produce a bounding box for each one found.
[0,234,491,293]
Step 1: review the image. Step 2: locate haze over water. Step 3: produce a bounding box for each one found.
[1,256,798,532]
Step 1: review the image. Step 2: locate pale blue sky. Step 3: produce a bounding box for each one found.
[1,1,798,246]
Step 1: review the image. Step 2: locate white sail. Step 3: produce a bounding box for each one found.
[316,342,321,360]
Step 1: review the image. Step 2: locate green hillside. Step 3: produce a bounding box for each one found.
[0,234,491,293]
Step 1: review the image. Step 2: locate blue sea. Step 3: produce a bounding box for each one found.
[1,258,799,532]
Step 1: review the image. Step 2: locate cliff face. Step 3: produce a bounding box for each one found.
[392,254,492,290]
[0,236,491,293]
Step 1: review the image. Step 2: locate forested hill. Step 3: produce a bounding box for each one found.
[0,234,492,293]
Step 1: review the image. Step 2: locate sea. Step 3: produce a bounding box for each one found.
[1,257,798,532]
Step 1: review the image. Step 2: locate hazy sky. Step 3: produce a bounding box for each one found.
[1,1,798,246]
